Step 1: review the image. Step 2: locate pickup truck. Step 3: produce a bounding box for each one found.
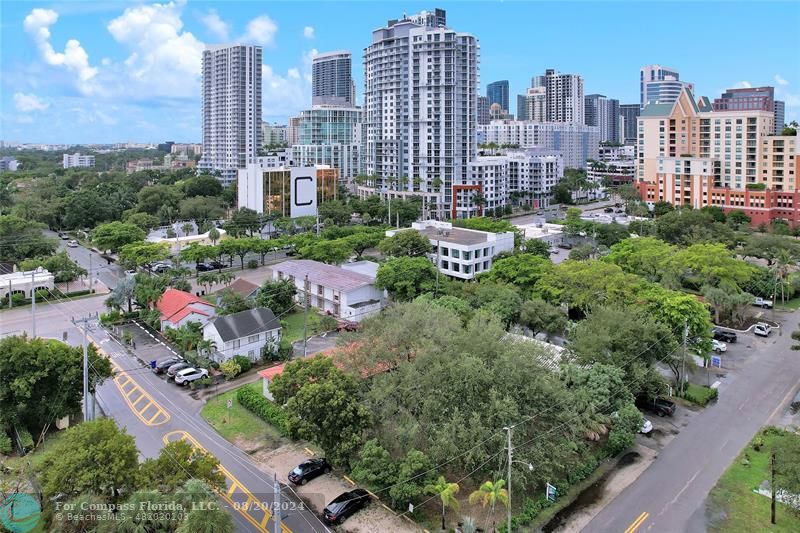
[636,396,677,417]
[753,297,773,309]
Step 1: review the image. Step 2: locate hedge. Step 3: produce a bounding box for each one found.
[17,428,34,452]
[236,386,290,436]
[232,355,252,374]
[0,431,12,455]
[684,383,718,406]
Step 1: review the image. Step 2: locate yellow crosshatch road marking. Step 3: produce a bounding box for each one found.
[162,431,292,533]
[105,356,170,426]
[624,511,649,533]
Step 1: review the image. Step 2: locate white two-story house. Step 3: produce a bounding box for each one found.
[202,307,281,363]
[272,259,386,322]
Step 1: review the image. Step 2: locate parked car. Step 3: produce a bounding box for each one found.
[753,297,773,309]
[557,242,573,250]
[640,419,653,434]
[67,239,79,248]
[791,389,800,413]
[288,458,331,485]
[604,207,614,213]
[153,357,182,374]
[174,367,208,386]
[59,232,69,240]
[549,248,559,255]
[322,489,370,525]
[753,323,772,337]
[166,362,190,378]
[196,263,214,272]
[711,339,727,353]
[711,327,737,343]
[150,263,171,274]
[636,396,676,417]
[208,260,226,270]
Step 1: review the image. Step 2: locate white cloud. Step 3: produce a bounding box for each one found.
[23,8,99,94]
[106,1,204,99]
[734,81,752,89]
[242,15,278,46]
[13,92,49,112]
[200,9,229,41]
[775,74,789,86]
[303,26,315,39]
[261,49,317,119]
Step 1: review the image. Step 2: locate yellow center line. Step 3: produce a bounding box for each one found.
[624,511,649,533]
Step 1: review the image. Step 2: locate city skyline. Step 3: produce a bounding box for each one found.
[2,0,799,143]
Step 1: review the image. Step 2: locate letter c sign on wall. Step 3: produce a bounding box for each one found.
[290,167,318,218]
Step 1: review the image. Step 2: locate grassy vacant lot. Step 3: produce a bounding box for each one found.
[200,384,285,450]
[708,428,800,532]
[280,310,314,344]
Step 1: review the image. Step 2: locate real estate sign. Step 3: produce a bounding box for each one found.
[290,167,317,218]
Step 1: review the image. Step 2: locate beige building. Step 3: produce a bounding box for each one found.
[761,135,798,192]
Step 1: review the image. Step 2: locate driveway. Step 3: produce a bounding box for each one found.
[293,332,339,357]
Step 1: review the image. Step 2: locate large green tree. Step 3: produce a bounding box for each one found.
[376,256,438,301]
[139,440,226,492]
[0,215,57,263]
[20,251,86,287]
[605,237,675,281]
[183,175,223,198]
[479,253,553,293]
[300,238,353,265]
[118,241,169,269]
[39,419,139,500]
[93,221,146,253]
[378,230,433,257]
[256,279,296,316]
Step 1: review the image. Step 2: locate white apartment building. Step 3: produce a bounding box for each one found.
[465,150,564,217]
[0,157,19,171]
[199,44,263,186]
[477,120,599,169]
[585,94,620,143]
[386,220,514,280]
[363,8,478,214]
[272,260,386,322]
[62,153,95,169]
[531,69,585,124]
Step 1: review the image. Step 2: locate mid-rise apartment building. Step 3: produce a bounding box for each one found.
[640,64,693,107]
[261,123,288,146]
[634,86,799,226]
[290,106,363,181]
[585,94,620,143]
[363,8,478,215]
[465,149,564,217]
[199,44,263,186]
[477,120,599,169]
[0,157,20,171]
[478,96,491,125]
[62,153,95,168]
[531,69,584,124]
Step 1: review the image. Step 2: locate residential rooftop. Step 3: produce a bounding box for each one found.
[273,259,375,292]
[209,307,280,342]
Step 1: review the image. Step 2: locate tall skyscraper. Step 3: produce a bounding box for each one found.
[713,86,785,135]
[585,94,620,143]
[364,8,478,217]
[312,50,355,106]
[200,44,263,186]
[619,104,640,146]
[531,69,584,124]
[640,64,692,107]
[478,96,490,125]
[487,80,509,112]
[516,94,529,121]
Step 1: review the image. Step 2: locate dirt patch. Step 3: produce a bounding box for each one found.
[251,442,421,532]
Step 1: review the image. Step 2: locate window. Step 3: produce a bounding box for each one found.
[232,339,241,349]
[452,263,460,272]
[248,334,259,343]
[451,249,460,259]
[441,247,449,257]
[248,350,255,359]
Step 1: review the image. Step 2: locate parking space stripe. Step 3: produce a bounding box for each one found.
[162,430,292,533]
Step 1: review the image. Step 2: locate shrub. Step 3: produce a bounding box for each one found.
[0,431,12,455]
[232,355,252,373]
[683,383,718,406]
[219,360,241,380]
[236,385,290,435]
[247,259,259,269]
[100,310,122,325]
[17,428,34,453]
[350,439,397,487]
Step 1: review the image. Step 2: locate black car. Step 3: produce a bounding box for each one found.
[196,263,214,272]
[712,327,737,343]
[637,396,676,417]
[604,207,614,213]
[153,357,183,374]
[557,242,573,250]
[288,458,331,485]
[322,489,370,525]
[208,260,226,270]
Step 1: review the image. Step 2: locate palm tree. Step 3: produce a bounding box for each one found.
[773,249,794,303]
[220,272,235,286]
[468,479,509,533]
[208,227,220,245]
[424,476,460,531]
[197,339,217,358]
[182,222,194,237]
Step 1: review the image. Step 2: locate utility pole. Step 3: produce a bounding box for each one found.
[273,473,282,533]
[771,452,776,524]
[8,279,11,309]
[681,321,689,397]
[504,426,513,533]
[435,239,440,297]
[71,314,97,422]
[31,270,36,338]
[302,274,309,357]
[89,253,93,294]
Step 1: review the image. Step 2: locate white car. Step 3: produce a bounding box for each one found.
[753,323,772,337]
[711,339,727,353]
[174,367,208,386]
[640,419,653,434]
[67,239,79,248]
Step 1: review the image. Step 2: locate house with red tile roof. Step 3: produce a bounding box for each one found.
[156,288,216,331]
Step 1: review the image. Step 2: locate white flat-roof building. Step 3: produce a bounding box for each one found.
[63,153,95,169]
[0,268,54,299]
[386,220,515,280]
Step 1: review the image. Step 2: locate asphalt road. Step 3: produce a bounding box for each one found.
[46,230,125,290]
[583,311,800,533]
[0,297,330,533]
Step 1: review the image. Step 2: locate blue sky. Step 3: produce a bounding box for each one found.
[2,0,799,144]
